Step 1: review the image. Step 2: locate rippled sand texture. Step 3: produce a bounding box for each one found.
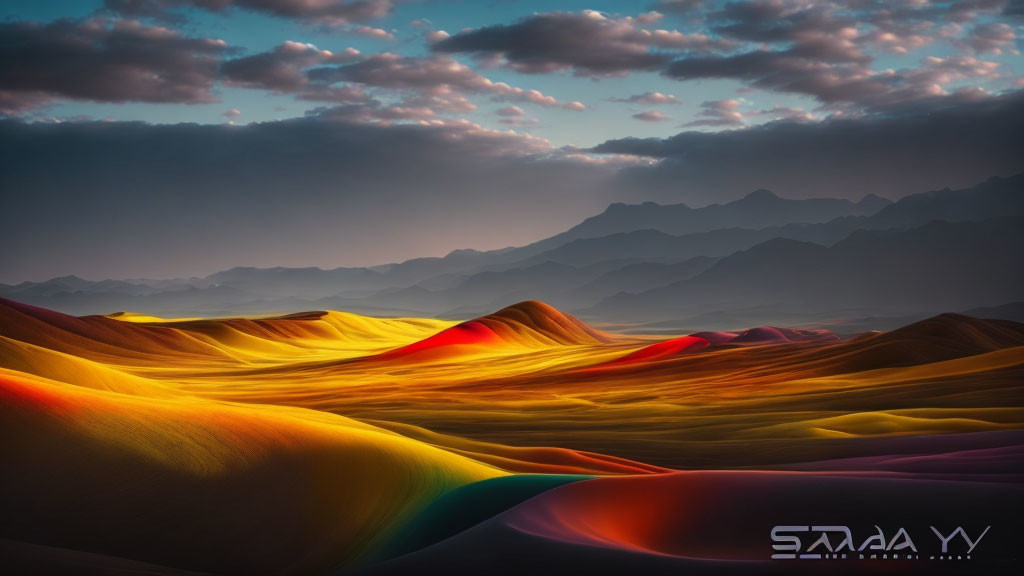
[2,297,1023,574]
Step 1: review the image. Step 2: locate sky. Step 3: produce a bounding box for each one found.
[1,0,1023,282]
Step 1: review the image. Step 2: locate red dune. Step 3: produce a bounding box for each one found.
[598,336,710,367]
[362,469,1024,574]
[376,321,504,361]
[375,300,611,361]
[502,470,1021,560]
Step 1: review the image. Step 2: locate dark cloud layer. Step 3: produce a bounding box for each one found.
[593,91,1024,205]
[3,88,1023,282]
[434,10,729,76]
[0,18,229,114]
[104,0,393,26]
[0,117,619,282]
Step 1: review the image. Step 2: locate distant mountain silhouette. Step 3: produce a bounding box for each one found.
[865,173,1024,230]
[509,223,862,269]
[535,189,889,247]
[964,302,1024,323]
[567,258,717,305]
[3,173,1020,327]
[589,218,1024,324]
[204,266,388,299]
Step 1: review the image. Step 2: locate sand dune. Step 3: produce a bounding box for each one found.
[2,298,1022,574]
[376,300,611,362]
[359,469,1024,575]
[0,370,502,574]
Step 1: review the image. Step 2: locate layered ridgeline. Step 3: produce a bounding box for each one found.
[3,173,1022,329]
[3,298,1024,574]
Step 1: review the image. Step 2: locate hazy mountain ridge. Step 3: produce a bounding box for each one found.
[545,188,890,244]
[2,173,1021,328]
[588,218,1024,326]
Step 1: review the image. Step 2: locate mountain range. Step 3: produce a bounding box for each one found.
[3,172,1022,330]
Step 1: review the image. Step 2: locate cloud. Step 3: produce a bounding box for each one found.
[960,22,1017,53]
[0,18,229,114]
[652,0,704,15]
[433,10,733,76]
[635,11,664,24]
[755,105,815,122]
[312,53,585,110]
[591,89,1024,205]
[632,110,673,122]
[664,48,1003,112]
[221,41,368,103]
[681,99,744,127]
[225,47,585,118]
[499,117,540,127]
[654,1,1015,111]
[496,105,524,117]
[222,108,241,117]
[0,116,621,282]
[103,0,394,27]
[610,91,679,105]
[351,25,395,40]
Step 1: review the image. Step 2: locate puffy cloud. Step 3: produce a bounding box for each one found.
[424,29,450,43]
[755,105,816,122]
[314,53,585,110]
[610,91,679,104]
[681,99,745,127]
[226,47,584,119]
[635,11,665,24]
[221,41,368,102]
[351,25,395,40]
[496,105,524,117]
[960,22,1017,53]
[653,1,1015,111]
[222,107,241,117]
[591,90,1024,205]
[632,110,673,122]
[665,48,1003,112]
[104,0,394,27]
[433,10,733,76]
[499,117,540,127]
[0,18,229,113]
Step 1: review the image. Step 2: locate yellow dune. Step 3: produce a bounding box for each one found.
[0,368,503,574]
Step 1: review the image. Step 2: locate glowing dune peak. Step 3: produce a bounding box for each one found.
[107,311,202,323]
[377,300,612,361]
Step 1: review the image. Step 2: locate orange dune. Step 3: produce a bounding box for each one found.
[591,335,709,367]
[374,300,612,362]
[2,297,1023,573]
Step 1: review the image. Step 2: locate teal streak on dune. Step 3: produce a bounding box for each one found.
[366,474,592,564]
